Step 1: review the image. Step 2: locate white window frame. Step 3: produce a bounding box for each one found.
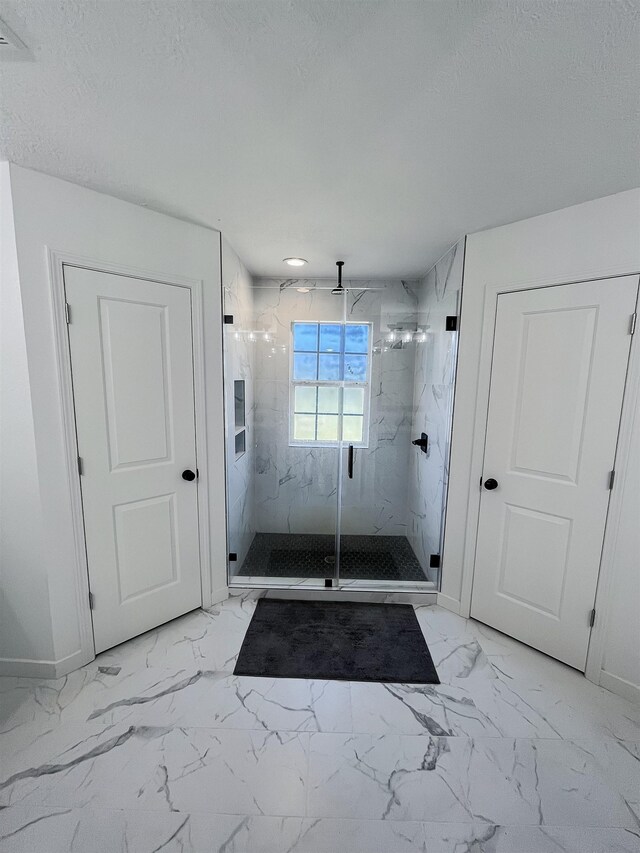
[289,321,372,448]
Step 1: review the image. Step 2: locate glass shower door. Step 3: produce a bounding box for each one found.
[337,261,461,588]
[336,281,430,586]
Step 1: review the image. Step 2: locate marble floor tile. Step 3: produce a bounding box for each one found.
[350,680,563,738]
[2,602,640,852]
[2,808,639,852]
[1,723,309,815]
[94,609,214,675]
[190,598,258,672]
[420,823,640,852]
[0,807,431,852]
[78,669,353,732]
[306,732,640,827]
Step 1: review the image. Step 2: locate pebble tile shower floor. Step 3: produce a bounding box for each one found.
[0,595,638,852]
[236,532,429,582]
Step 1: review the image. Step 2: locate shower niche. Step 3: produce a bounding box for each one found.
[233,380,246,457]
[222,246,463,590]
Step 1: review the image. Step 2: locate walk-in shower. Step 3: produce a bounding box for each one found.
[222,243,463,591]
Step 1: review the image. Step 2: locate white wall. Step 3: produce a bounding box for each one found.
[442,187,640,697]
[1,163,225,677]
[0,165,56,673]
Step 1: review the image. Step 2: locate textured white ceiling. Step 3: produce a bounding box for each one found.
[1,0,639,277]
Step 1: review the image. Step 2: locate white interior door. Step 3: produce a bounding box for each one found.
[65,266,202,653]
[471,276,638,669]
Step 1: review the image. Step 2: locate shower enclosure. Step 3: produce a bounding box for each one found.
[222,242,463,591]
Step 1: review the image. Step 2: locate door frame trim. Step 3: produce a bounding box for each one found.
[47,248,213,664]
[454,272,639,679]
[584,284,640,698]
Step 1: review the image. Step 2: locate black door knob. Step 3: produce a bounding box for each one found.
[484,478,498,490]
[182,469,196,482]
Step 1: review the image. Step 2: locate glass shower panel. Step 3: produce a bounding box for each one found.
[224,279,345,584]
[337,280,428,585]
[338,252,462,588]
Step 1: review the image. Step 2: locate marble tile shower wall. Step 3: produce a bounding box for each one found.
[222,243,256,575]
[251,279,419,537]
[407,242,463,582]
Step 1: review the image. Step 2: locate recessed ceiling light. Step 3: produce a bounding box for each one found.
[296,287,310,293]
[283,257,308,267]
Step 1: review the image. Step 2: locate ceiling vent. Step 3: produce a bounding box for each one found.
[0,18,27,54]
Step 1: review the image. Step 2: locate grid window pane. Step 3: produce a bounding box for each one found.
[291,322,370,446]
[293,353,317,380]
[317,386,339,413]
[343,415,363,443]
[345,324,369,353]
[318,353,341,380]
[294,414,316,440]
[293,323,318,352]
[343,354,367,382]
[319,324,342,353]
[343,386,365,415]
[294,386,317,413]
[317,414,339,441]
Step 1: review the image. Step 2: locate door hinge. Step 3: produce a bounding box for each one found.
[608,470,615,490]
[77,456,84,476]
[65,303,71,324]
[445,315,458,331]
[630,313,637,335]
[224,314,234,325]
[228,552,237,562]
[589,608,596,628]
[89,591,95,610]
[429,554,441,569]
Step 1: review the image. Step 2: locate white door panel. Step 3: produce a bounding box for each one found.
[471,276,638,669]
[65,266,201,653]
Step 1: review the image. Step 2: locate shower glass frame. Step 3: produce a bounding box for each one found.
[223,276,458,592]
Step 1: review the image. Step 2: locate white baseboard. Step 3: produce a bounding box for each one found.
[0,657,59,678]
[0,647,91,679]
[436,592,462,615]
[599,669,640,704]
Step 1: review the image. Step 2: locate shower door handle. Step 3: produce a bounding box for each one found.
[348,444,354,479]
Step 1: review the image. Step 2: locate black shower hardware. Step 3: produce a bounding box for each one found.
[412,433,429,454]
[331,261,345,295]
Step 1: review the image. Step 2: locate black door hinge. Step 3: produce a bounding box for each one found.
[589,608,596,627]
[224,315,234,325]
[89,591,95,610]
[228,552,237,562]
[65,303,72,324]
[445,316,458,331]
[630,313,637,335]
[608,470,615,490]
[429,554,441,569]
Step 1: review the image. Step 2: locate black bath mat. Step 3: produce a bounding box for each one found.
[233,598,440,683]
